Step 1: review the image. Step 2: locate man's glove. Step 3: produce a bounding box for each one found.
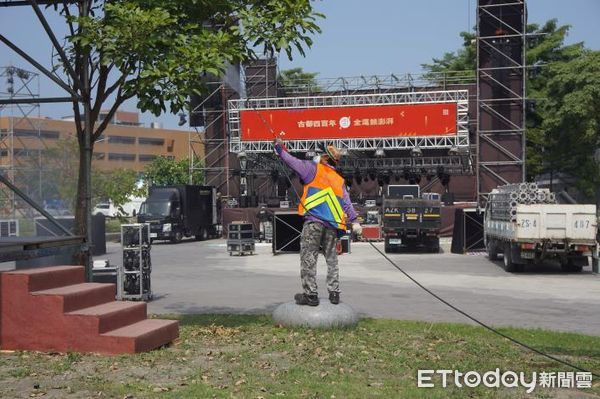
[352,222,362,236]
[273,137,286,154]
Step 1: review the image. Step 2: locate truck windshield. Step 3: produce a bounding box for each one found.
[139,202,170,217]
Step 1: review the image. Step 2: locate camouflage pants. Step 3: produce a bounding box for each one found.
[300,221,339,295]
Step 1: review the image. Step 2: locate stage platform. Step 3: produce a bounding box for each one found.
[0,236,84,264]
[221,203,477,238]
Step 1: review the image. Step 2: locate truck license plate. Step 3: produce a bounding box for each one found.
[389,238,402,245]
[150,233,157,238]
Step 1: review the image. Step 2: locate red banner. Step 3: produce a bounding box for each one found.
[239,103,457,141]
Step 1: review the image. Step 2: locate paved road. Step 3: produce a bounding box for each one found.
[92,239,600,336]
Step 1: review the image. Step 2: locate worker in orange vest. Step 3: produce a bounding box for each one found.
[274,138,362,306]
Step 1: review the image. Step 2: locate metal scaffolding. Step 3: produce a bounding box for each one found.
[476,0,526,205]
[188,81,243,200]
[219,68,478,203]
[188,83,227,189]
[188,60,273,198]
[0,66,43,218]
[338,155,471,175]
[228,90,470,154]
[278,70,476,96]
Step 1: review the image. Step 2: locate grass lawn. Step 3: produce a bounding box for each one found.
[0,315,598,398]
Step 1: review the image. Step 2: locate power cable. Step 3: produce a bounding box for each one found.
[247,104,599,377]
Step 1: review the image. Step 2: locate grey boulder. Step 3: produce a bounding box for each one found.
[272,300,359,329]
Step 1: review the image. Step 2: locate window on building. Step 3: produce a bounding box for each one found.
[94,153,106,160]
[138,137,165,146]
[14,148,41,157]
[138,154,157,162]
[0,149,8,157]
[108,153,136,161]
[14,129,60,139]
[117,121,141,127]
[166,155,175,160]
[107,135,135,145]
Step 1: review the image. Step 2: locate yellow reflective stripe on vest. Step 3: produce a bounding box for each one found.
[303,186,344,224]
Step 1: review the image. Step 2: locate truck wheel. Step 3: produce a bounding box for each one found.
[384,238,392,254]
[171,231,183,244]
[503,245,518,272]
[427,238,440,253]
[561,259,583,273]
[487,239,498,261]
[195,228,208,241]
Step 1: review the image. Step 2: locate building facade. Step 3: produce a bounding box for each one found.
[0,110,197,173]
[0,110,201,214]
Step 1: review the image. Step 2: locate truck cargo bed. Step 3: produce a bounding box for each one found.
[486,204,596,243]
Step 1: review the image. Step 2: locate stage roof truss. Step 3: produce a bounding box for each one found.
[228,90,469,154]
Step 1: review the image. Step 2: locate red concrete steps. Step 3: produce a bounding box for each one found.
[102,319,181,353]
[21,265,85,291]
[0,265,178,354]
[66,301,147,334]
[32,283,117,312]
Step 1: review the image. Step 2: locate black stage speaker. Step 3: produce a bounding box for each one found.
[189,92,206,127]
[92,261,117,284]
[451,208,485,254]
[442,192,455,206]
[267,197,281,208]
[273,211,303,254]
[91,213,106,255]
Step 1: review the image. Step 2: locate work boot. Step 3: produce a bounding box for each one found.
[294,293,319,306]
[329,291,340,305]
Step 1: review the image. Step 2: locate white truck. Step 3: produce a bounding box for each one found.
[93,197,145,218]
[484,203,598,272]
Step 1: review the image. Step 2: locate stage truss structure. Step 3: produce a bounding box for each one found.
[476,0,526,205]
[0,66,43,218]
[228,89,470,154]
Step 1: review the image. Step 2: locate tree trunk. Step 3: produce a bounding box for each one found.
[74,135,92,272]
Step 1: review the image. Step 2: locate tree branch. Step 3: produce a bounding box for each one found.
[92,87,130,141]
[90,63,110,126]
[100,67,128,106]
[69,2,84,141]
[63,2,75,37]
[92,67,137,142]
[91,60,131,141]
[72,100,83,139]
[88,54,96,86]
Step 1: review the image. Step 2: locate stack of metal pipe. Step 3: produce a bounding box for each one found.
[488,183,556,222]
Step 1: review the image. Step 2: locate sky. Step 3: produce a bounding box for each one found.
[0,0,599,130]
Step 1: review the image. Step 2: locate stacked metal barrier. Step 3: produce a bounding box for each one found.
[488,183,556,222]
[119,223,152,301]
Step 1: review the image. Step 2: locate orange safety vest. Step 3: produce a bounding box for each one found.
[299,163,347,231]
